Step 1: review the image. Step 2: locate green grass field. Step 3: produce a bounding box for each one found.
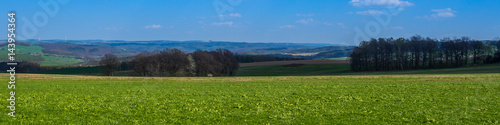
[325,57,349,60]
[0,45,84,65]
[40,55,84,66]
[36,63,500,76]
[237,63,500,76]
[4,45,44,54]
[2,65,500,124]
[237,64,351,76]
[0,45,45,62]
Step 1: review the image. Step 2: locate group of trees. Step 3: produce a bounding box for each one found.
[99,54,120,76]
[128,48,190,76]
[0,61,44,73]
[190,49,239,76]
[99,48,239,76]
[350,35,500,71]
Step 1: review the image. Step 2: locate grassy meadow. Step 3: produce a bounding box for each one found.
[1,64,500,124]
[0,45,84,66]
[237,63,500,76]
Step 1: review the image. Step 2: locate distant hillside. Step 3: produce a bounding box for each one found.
[287,46,355,59]
[291,46,355,53]
[237,46,355,59]
[0,42,84,65]
[103,41,315,53]
[0,41,137,65]
[0,40,354,66]
[38,42,135,59]
[23,40,322,53]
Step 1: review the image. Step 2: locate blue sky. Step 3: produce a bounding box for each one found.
[1,0,500,45]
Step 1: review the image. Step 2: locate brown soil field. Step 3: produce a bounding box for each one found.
[239,59,349,67]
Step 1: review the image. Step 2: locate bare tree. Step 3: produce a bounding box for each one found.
[128,48,239,77]
[192,50,213,76]
[350,35,498,71]
[131,51,158,76]
[159,48,189,76]
[99,54,120,76]
[185,54,197,76]
[471,41,484,64]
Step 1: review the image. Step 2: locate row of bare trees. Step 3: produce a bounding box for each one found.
[128,48,191,76]
[191,49,239,76]
[350,35,500,71]
[100,48,239,76]
[99,54,120,76]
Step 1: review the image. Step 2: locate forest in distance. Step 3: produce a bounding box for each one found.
[350,35,500,71]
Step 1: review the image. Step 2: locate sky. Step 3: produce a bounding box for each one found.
[1,0,500,45]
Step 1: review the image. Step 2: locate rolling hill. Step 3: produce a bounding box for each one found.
[0,40,354,66]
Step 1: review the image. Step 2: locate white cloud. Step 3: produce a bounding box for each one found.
[323,22,333,26]
[431,8,456,18]
[356,10,384,15]
[337,23,347,28]
[211,21,234,26]
[296,13,314,17]
[418,8,456,20]
[218,13,242,18]
[349,0,414,7]
[390,26,404,30]
[228,13,242,17]
[279,25,296,28]
[144,25,161,29]
[296,18,314,24]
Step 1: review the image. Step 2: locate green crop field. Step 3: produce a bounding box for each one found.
[0,45,84,65]
[40,55,84,66]
[33,63,500,76]
[1,72,499,124]
[325,57,349,60]
[237,63,500,76]
[1,45,44,54]
[237,64,351,76]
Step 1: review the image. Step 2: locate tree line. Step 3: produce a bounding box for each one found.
[0,61,44,73]
[349,35,500,71]
[100,48,239,76]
